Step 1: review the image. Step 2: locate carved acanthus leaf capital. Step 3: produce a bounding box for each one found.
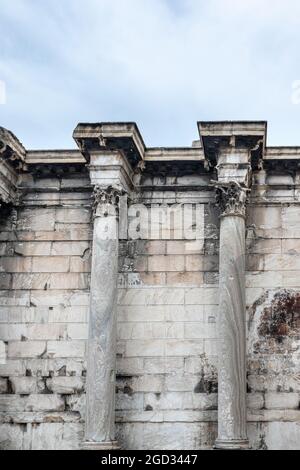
[92,185,125,218]
[213,180,250,218]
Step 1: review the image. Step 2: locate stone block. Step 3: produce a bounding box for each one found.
[47,341,86,358]
[0,423,24,450]
[66,324,88,340]
[282,239,300,254]
[138,272,166,286]
[30,290,90,307]
[69,257,91,273]
[165,376,196,392]
[0,324,27,341]
[282,206,300,236]
[185,255,204,272]
[184,288,218,305]
[165,340,204,356]
[131,375,164,393]
[55,208,91,224]
[184,322,216,339]
[265,393,299,410]
[0,360,25,377]
[148,255,185,272]
[26,324,67,341]
[143,357,185,374]
[17,209,56,231]
[263,422,300,451]
[247,393,264,410]
[0,257,32,273]
[10,377,44,395]
[46,377,85,394]
[25,394,65,412]
[31,257,70,273]
[118,288,185,306]
[14,242,52,256]
[246,271,283,288]
[166,272,204,286]
[48,306,88,323]
[247,239,281,254]
[8,341,46,359]
[264,254,300,271]
[125,340,165,357]
[51,242,90,256]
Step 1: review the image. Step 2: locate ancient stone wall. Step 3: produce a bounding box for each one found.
[0,122,300,450]
[0,172,92,449]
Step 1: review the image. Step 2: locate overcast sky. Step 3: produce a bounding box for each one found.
[0,0,300,149]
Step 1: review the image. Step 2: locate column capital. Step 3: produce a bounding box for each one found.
[92,184,126,218]
[212,180,250,219]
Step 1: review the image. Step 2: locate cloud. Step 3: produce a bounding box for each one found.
[0,0,299,148]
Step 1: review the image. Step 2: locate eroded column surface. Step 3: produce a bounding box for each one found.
[214,182,249,450]
[83,186,122,450]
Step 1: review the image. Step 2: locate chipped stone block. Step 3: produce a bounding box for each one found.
[51,242,90,256]
[65,394,86,419]
[25,394,65,412]
[10,377,44,395]
[46,377,85,394]
[8,341,46,359]
[23,358,85,378]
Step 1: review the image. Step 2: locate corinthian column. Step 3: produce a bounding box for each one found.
[82,185,123,450]
[214,181,249,450]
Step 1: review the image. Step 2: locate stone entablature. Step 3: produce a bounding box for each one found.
[1,121,300,450]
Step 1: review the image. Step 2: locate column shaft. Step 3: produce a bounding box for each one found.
[215,214,249,449]
[83,210,119,449]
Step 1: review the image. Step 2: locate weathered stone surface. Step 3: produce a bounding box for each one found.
[214,191,248,449]
[10,377,44,395]
[1,121,300,450]
[46,377,85,394]
[84,202,119,446]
